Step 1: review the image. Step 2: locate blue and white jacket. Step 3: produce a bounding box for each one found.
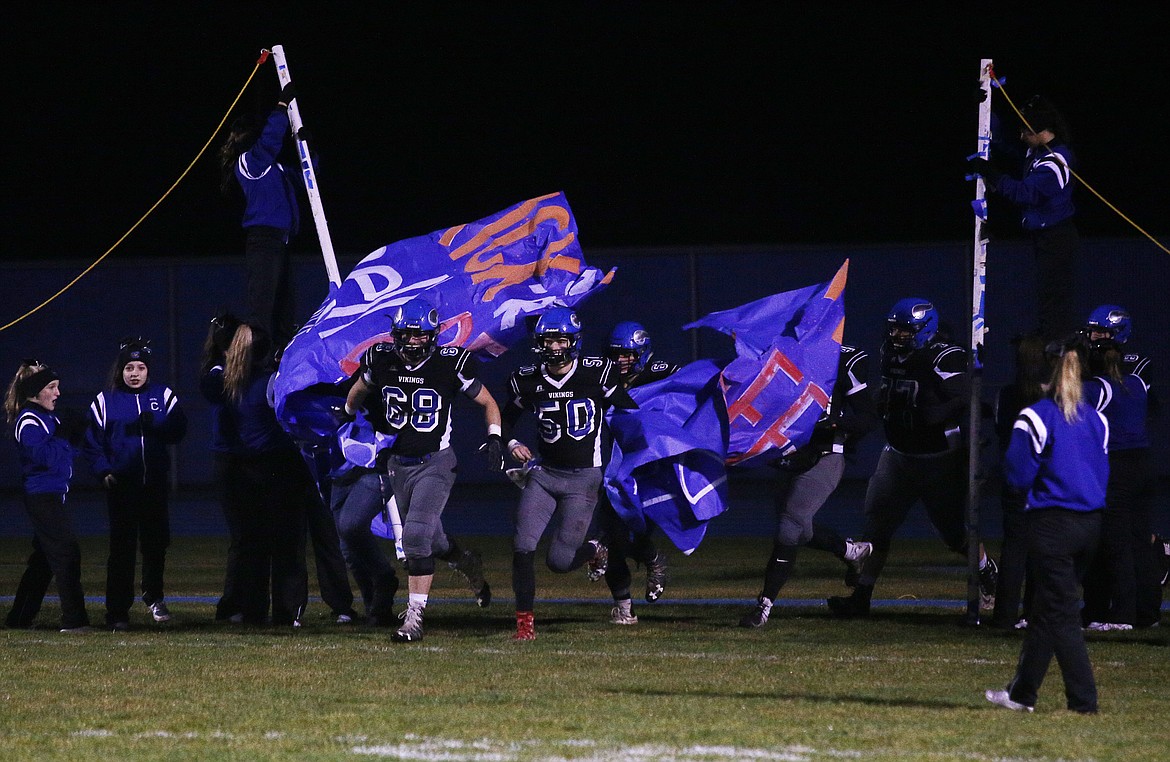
[84,382,187,485]
[1085,375,1148,451]
[14,403,74,495]
[236,108,300,236]
[996,142,1076,231]
[1004,398,1108,513]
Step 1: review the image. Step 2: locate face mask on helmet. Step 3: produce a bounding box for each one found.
[1085,304,1131,347]
[607,321,652,374]
[533,308,582,366]
[886,298,939,350]
[391,299,440,363]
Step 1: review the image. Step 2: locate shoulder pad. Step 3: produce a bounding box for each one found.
[439,346,460,357]
[517,365,538,376]
[649,360,671,372]
[581,357,605,369]
[840,344,856,354]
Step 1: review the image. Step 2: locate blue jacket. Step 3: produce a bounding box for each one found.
[200,368,294,455]
[84,382,187,485]
[1004,398,1108,513]
[13,403,74,495]
[995,143,1076,231]
[235,108,300,235]
[1086,375,1148,451]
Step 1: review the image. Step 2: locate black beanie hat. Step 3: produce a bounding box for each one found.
[118,340,152,369]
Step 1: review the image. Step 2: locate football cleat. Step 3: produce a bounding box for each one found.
[984,689,1034,713]
[1159,536,1169,586]
[843,538,872,587]
[450,549,492,608]
[586,540,609,582]
[610,600,638,625]
[644,553,667,602]
[738,596,773,628]
[513,610,536,641]
[392,602,425,643]
[827,589,871,618]
[978,557,999,611]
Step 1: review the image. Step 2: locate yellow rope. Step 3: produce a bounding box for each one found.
[0,51,272,333]
[992,75,1170,256]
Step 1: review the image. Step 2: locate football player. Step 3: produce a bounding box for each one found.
[502,307,636,640]
[593,321,681,625]
[345,297,502,643]
[827,298,997,617]
[739,342,879,627]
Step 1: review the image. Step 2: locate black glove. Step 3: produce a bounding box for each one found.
[975,83,988,103]
[330,403,355,427]
[278,82,297,107]
[968,157,1004,186]
[139,410,155,430]
[296,126,313,144]
[482,434,503,472]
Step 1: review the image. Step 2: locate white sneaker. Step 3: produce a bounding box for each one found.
[985,689,1033,713]
[147,601,172,623]
[610,600,638,625]
[392,603,425,642]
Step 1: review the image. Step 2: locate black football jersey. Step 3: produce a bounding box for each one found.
[362,344,483,457]
[804,344,877,454]
[626,359,681,390]
[877,339,969,455]
[507,356,622,468]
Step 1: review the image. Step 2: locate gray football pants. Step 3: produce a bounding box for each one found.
[513,465,603,572]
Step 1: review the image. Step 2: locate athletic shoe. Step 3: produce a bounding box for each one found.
[58,625,95,634]
[843,539,872,587]
[585,540,608,582]
[335,610,361,624]
[984,689,1034,713]
[644,553,667,602]
[450,549,491,607]
[513,610,536,641]
[738,596,773,628]
[610,600,638,625]
[1014,618,1028,630]
[109,621,131,633]
[827,589,871,618]
[1086,622,1133,632]
[147,600,172,623]
[392,603,425,643]
[978,558,999,611]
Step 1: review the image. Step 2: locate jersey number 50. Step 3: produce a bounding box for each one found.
[536,398,596,443]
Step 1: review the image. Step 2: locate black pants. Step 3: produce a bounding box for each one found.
[1032,220,1080,341]
[302,473,355,616]
[1083,448,1159,626]
[596,496,657,601]
[992,485,1031,626]
[217,450,308,624]
[105,480,170,624]
[1008,508,1100,713]
[244,225,295,348]
[5,492,89,629]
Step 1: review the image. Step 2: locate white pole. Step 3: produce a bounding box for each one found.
[965,58,993,624]
[270,45,343,288]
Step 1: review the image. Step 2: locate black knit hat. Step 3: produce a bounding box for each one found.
[1021,95,1071,142]
[118,337,152,369]
[17,360,59,400]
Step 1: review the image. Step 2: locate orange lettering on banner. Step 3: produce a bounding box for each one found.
[727,382,830,465]
[439,312,474,346]
[725,349,804,425]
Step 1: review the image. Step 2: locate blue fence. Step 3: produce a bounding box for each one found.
[3,237,1166,490]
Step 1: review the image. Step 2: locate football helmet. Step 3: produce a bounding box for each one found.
[391,297,439,363]
[1085,304,1131,346]
[533,307,582,366]
[886,298,938,350]
[607,321,653,375]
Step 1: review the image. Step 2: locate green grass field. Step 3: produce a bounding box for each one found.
[2,535,1167,761]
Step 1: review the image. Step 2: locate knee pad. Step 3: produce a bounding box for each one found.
[404,556,436,576]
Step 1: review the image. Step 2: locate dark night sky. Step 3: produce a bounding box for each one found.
[4,3,1168,263]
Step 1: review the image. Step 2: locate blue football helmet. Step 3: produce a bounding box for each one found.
[886,298,939,350]
[1085,304,1131,345]
[391,297,440,363]
[607,321,653,375]
[533,307,582,366]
